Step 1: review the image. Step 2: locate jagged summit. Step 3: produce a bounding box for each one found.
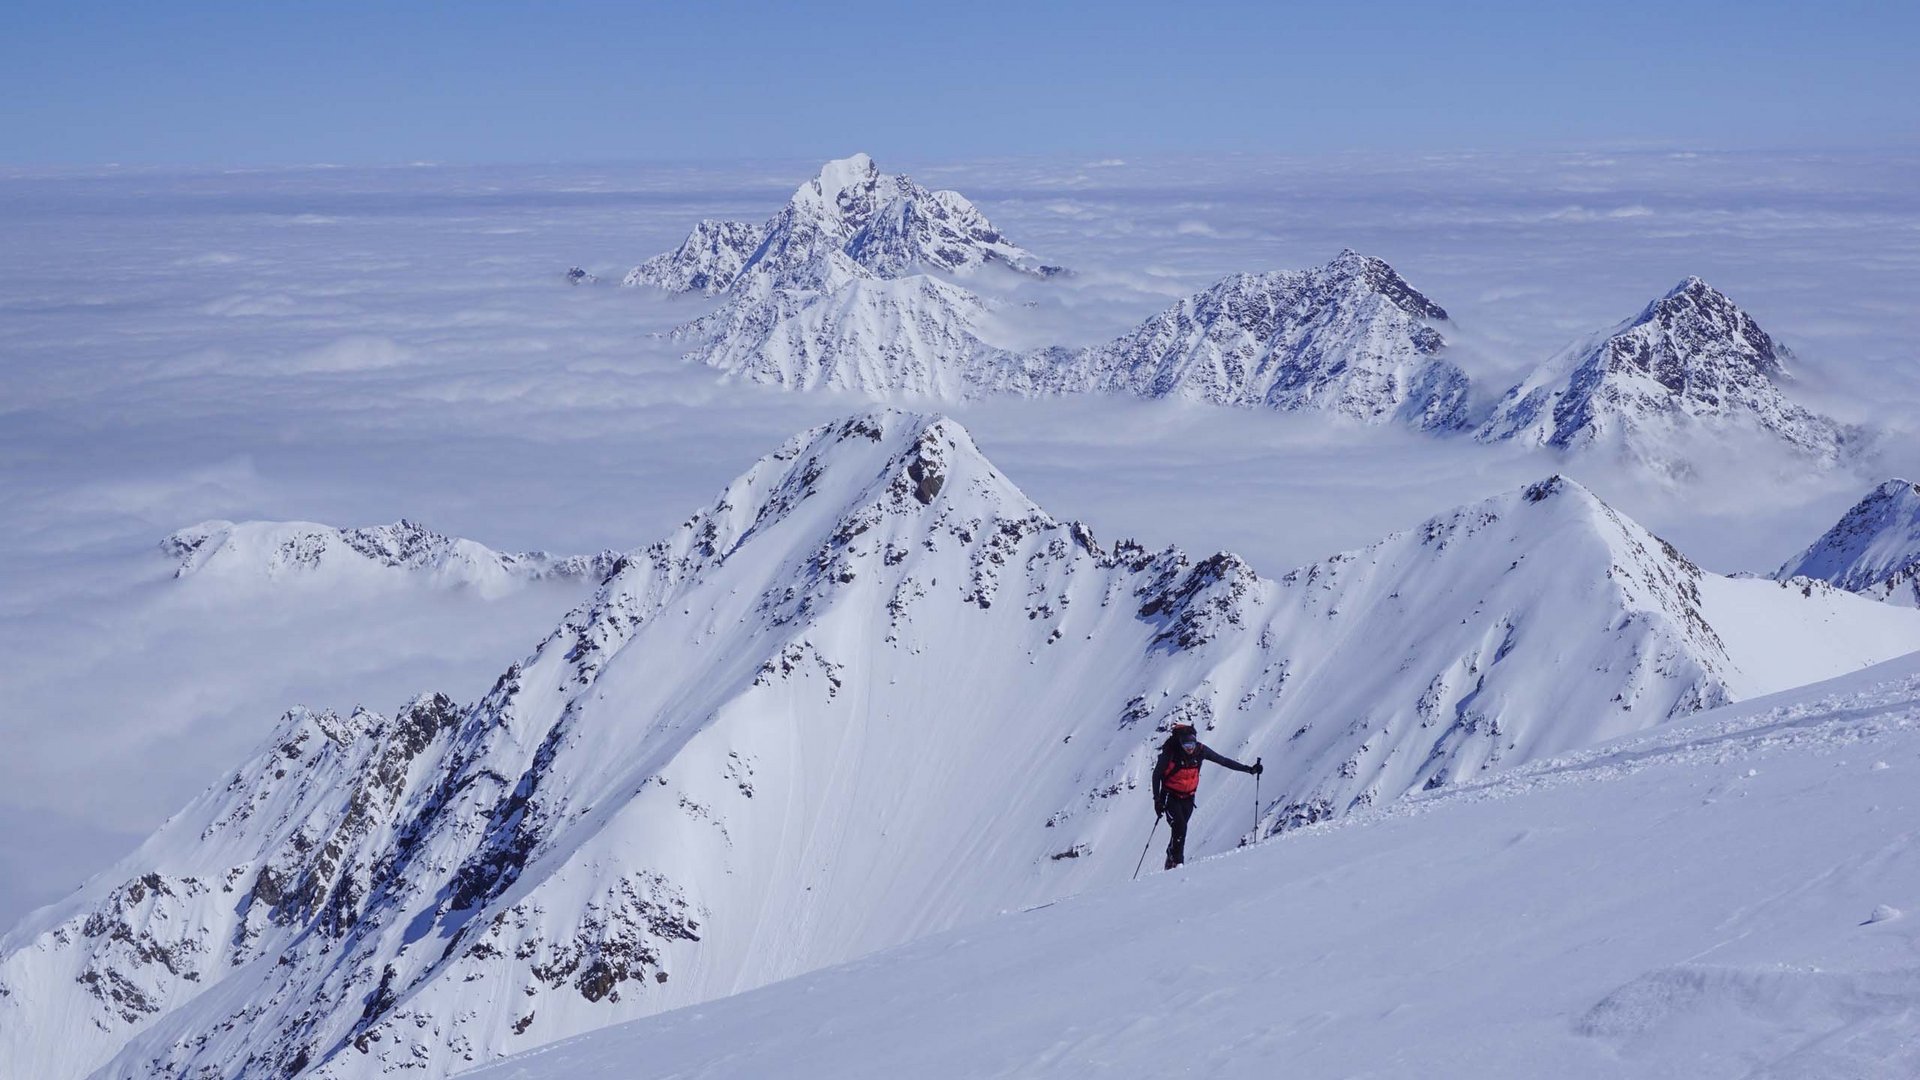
[10,412,1916,1080]
[1478,277,1854,465]
[1015,250,1470,429]
[1325,247,1450,321]
[624,154,1062,296]
[1776,478,1920,606]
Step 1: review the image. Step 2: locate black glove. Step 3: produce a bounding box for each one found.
[1154,797,1167,818]
[1250,759,1263,776]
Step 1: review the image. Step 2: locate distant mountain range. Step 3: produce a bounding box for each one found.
[165,519,618,597]
[601,155,1866,468]
[8,409,1916,1080]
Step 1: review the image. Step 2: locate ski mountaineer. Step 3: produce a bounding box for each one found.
[1151,722,1261,870]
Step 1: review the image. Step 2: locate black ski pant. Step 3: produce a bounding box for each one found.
[1163,793,1195,869]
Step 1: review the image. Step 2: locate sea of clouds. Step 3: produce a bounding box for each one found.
[1,150,1915,927]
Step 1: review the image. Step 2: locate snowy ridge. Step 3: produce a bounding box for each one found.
[1776,478,1920,606]
[163,519,620,597]
[467,651,1920,1080]
[1015,250,1469,429]
[7,412,1918,1080]
[620,220,765,295]
[1478,277,1857,467]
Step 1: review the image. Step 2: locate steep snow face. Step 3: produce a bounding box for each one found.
[1479,278,1855,466]
[1023,251,1469,428]
[625,154,1060,297]
[620,220,766,295]
[675,257,1012,396]
[466,653,1920,1080]
[9,413,1917,1080]
[164,519,619,598]
[1776,479,1920,606]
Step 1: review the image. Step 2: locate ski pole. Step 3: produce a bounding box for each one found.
[1132,815,1160,881]
[1251,758,1261,845]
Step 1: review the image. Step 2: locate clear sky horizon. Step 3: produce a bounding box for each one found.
[4,0,1917,166]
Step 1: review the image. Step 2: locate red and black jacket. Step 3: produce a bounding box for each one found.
[1152,732,1253,803]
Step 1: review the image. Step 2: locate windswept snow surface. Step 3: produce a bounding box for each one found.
[473,651,1920,1080]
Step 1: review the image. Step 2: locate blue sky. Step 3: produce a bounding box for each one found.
[3,0,1916,164]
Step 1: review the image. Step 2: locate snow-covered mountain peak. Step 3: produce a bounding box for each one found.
[1874,477,1920,498]
[626,409,1040,574]
[1020,250,1470,429]
[627,154,1061,297]
[1321,247,1451,321]
[1477,277,1854,467]
[789,152,887,224]
[1630,275,1791,381]
[1775,477,1920,606]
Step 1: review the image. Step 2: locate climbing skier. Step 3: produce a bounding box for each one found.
[1151,722,1261,870]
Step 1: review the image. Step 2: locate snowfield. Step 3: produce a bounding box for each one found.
[471,650,1920,1080]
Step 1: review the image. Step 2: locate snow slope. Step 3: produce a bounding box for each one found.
[165,519,619,598]
[1019,250,1471,430]
[472,649,1920,1080]
[1776,479,1920,607]
[674,254,1012,397]
[1479,277,1857,469]
[5,411,1915,1080]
